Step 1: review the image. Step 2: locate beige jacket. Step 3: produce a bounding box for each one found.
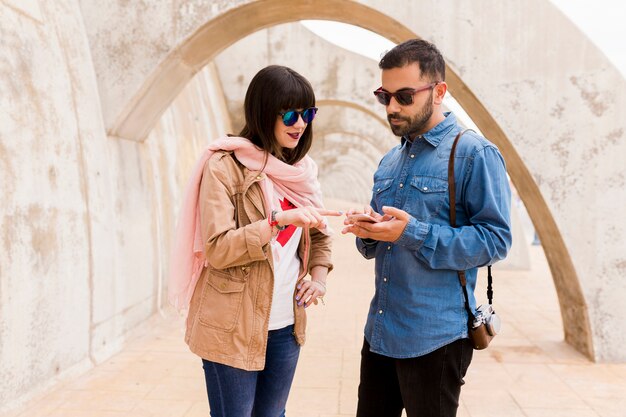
[185,151,333,370]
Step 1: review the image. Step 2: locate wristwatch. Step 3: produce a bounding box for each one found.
[268,210,287,231]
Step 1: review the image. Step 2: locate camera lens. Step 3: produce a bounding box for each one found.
[486,313,501,336]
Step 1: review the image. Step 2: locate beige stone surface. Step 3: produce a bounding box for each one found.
[0,2,231,409]
[4,211,626,417]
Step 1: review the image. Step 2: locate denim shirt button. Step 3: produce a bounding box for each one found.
[410,154,415,158]
[387,245,391,250]
[378,310,383,314]
[423,186,428,191]
[383,277,388,282]
[399,183,404,188]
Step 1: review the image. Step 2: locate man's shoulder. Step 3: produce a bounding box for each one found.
[450,129,499,157]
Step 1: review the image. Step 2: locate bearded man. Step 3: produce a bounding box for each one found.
[343,39,512,417]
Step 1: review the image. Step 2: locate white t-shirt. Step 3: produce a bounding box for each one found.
[268,188,302,330]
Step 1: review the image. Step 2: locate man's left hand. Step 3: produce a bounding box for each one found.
[342,206,411,242]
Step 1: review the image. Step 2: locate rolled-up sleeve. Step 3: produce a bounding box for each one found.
[356,237,379,259]
[200,155,268,269]
[308,227,333,273]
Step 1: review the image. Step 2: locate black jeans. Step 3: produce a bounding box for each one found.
[356,338,473,417]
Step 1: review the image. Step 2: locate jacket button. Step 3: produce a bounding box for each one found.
[220,283,226,290]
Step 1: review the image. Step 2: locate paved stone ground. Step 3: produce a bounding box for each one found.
[5,205,626,417]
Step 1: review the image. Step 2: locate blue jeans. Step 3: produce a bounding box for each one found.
[202,325,300,417]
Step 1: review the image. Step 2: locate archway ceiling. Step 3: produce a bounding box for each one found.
[213,21,386,118]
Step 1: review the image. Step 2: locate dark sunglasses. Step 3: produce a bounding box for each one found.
[373,82,440,106]
[279,107,318,126]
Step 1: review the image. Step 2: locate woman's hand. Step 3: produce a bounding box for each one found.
[295,279,326,308]
[276,207,343,230]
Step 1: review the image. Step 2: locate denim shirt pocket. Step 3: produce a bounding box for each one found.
[406,175,448,221]
[372,178,395,209]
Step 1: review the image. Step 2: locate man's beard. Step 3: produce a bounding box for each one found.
[387,98,434,138]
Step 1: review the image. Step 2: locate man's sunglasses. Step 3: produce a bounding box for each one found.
[373,82,440,106]
[279,107,318,126]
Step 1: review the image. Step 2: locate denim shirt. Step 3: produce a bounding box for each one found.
[357,112,512,358]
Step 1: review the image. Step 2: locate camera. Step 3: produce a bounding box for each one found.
[472,304,501,336]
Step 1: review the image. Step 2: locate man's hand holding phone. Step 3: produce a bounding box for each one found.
[344,206,393,225]
[342,205,410,242]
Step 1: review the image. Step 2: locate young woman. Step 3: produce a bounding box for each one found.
[168,65,341,416]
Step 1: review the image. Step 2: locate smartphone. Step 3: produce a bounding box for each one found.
[347,213,380,223]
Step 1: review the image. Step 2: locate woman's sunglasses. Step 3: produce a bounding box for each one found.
[373,82,439,106]
[279,107,318,126]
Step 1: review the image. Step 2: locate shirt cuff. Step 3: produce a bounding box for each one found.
[394,216,429,251]
[356,237,378,259]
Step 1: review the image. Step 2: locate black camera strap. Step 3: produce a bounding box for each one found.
[448,129,494,327]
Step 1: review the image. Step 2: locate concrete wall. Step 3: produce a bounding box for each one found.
[1,1,101,408]
[0,1,230,410]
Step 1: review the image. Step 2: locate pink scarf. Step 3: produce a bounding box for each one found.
[168,136,327,309]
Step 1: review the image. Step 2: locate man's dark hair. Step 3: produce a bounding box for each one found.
[379,39,446,82]
[239,65,315,165]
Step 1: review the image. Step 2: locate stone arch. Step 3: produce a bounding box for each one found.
[104,0,594,358]
[316,99,389,129]
[314,131,386,203]
[313,101,397,152]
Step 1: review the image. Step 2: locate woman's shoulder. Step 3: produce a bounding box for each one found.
[207,150,241,170]
[202,150,245,183]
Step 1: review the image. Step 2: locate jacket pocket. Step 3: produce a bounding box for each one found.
[198,268,246,332]
[406,175,448,221]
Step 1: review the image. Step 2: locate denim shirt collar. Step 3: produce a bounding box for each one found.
[401,112,457,148]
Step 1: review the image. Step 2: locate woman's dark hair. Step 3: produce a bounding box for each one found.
[379,39,445,82]
[239,65,316,165]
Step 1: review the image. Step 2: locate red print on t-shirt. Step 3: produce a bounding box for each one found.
[276,198,297,247]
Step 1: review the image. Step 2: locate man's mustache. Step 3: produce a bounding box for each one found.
[388,114,409,122]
